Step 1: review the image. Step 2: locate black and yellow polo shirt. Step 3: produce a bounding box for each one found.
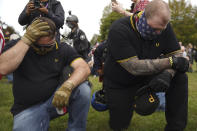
[4,41,81,115]
[104,14,181,88]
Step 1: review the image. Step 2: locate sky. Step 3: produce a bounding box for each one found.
[0,0,197,40]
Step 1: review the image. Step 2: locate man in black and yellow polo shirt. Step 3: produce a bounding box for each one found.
[0,17,91,131]
[103,0,189,130]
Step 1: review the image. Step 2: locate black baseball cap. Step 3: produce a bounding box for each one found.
[133,85,160,116]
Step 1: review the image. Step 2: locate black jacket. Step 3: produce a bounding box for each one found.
[67,28,90,61]
[18,0,64,29]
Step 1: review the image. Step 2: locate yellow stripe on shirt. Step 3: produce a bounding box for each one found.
[117,56,137,63]
[70,57,83,66]
[165,50,182,56]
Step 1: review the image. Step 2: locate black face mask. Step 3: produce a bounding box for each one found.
[31,42,55,55]
[66,21,75,29]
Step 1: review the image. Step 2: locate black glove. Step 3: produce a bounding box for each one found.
[149,71,172,92]
[169,56,189,73]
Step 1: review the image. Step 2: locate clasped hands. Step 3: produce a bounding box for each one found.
[149,55,189,92]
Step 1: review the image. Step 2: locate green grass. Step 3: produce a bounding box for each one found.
[0,71,197,131]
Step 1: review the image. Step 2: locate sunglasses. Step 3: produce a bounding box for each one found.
[34,41,56,49]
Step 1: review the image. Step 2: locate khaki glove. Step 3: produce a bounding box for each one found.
[21,19,50,45]
[52,81,75,109]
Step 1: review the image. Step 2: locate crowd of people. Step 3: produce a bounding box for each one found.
[179,41,197,72]
[0,0,192,131]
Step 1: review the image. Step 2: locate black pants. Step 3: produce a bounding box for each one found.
[104,73,188,131]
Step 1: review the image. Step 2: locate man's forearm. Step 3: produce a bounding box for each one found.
[66,58,91,88]
[119,57,171,76]
[0,40,29,75]
[122,10,133,16]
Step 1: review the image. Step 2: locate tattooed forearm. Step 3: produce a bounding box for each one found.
[119,57,171,76]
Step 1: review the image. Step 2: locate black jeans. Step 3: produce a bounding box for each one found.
[104,73,188,131]
[165,73,188,131]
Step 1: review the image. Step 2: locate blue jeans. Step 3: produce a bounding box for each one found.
[156,92,165,111]
[7,73,13,82]
[13,81,91,131]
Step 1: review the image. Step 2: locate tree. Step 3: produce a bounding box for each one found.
[90,34,99,46]
[98,4,123,41]
[169,0,197,46]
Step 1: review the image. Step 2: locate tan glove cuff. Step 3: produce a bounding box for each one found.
[21,36,33,45]
[61,81,75,92]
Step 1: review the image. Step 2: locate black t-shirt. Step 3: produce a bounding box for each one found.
[104,16,180,88]
[4,41,80,115]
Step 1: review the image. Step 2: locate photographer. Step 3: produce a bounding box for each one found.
[18,0,65,43]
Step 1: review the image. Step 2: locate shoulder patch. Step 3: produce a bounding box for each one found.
[80,35,86,40]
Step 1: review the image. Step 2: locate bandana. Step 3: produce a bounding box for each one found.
[137,12,158,40]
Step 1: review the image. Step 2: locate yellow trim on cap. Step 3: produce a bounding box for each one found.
[117,56,137,63]
[70,57,83,66]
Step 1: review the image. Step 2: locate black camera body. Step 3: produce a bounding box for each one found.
[33,0,41,8]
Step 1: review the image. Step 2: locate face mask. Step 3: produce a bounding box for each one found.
[31,42,55,55]
[137,12,158,40]
[66,21,75,29]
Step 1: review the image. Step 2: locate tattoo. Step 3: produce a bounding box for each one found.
[119,57,170,76]
[119,51,184,76]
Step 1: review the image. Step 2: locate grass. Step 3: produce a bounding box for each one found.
[0,69,197,131]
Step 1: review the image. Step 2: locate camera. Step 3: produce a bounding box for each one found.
[33,0,41,8]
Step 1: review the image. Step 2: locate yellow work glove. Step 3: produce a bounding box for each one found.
[21,19,50,45]
[52,81,75,109]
